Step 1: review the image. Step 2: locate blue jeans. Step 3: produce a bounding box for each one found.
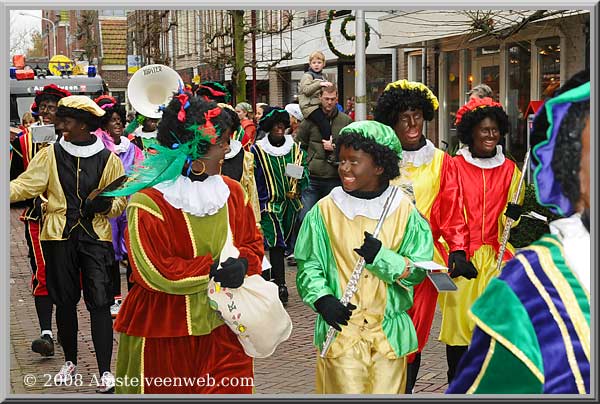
[287,176,341,255]
[299,177,341,222]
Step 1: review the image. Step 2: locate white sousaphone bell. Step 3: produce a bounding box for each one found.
[127,64,184,119]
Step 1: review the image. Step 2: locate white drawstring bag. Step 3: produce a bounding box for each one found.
[207,223,292,358]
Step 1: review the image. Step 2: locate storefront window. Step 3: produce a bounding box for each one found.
[446,50,460,144]
[537,36,561,99]
[408,53,422,82]
[507,41,531,162]
[366,57,391,119]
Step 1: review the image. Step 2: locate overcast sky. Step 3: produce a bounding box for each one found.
[10,10,43,56]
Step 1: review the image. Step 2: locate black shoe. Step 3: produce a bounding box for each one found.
[286,254,297,267]
[31,334,54,357]
[278,285,289,305]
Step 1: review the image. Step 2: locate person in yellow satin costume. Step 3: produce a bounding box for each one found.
[374,80,472,393]
[295,121,434,394]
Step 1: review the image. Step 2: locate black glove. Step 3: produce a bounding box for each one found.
[448,250,478,280]
[353,231,382,265]
[504,202,523,221]
[314,295,356,332]
[82,196,112,218]
[210,257,248,288]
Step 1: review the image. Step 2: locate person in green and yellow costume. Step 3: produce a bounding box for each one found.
[295,120,434,394]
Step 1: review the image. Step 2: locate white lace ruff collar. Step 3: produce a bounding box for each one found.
[59,136,105,158]
[256,134,294,157]
[457,145,505,169]
[113,136,132,154]
[329,185,404,220]
[153,175,230,217]
[225,139,243,160]
[134,127,158,139]
[549,213,590,292]
[402,139,436,167]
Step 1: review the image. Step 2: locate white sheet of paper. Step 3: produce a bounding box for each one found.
[285,163,304,179]
[412,261,448,271]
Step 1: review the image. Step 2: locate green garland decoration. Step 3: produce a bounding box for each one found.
[324,10,371,61]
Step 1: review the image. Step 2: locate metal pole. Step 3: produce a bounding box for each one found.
[391,48,397,82]
[19,13,56,57]
[251,11,257,110]
[354,10,367,121]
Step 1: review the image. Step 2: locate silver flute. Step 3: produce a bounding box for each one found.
[495,148,531,273]
[319,186,399,358]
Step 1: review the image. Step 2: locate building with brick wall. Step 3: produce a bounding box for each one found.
[41,10,129,102]
[378,10,590,157]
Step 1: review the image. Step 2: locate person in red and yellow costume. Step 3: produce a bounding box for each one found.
[374,80,471,393]
[439,96,524,383]
[107,94,264,394]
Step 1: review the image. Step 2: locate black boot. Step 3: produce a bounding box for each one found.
[278,284,289,305]
[405,352,421,393]
[31,334,54,357]
[446,345,468,384]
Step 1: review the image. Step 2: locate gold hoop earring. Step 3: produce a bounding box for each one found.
[190,161,206,176]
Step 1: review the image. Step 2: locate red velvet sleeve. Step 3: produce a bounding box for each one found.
[224,177,265,276]
[127,191,216,291]
[430,154,470,255]
[241,120,256,151]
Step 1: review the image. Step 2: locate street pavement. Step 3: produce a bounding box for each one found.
[9,206,448,395]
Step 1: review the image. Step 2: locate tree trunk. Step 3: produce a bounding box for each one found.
[232,10,246,104]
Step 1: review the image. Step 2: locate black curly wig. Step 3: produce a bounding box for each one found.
[219,106,241,134]
[456,106,509,147]
[550,99,590,210]
[55,107,101,131]
[156,94,233,157]
[99,104,127,130]
[335,132,401,182]
[35,93,63,108]
[374,87,436,128]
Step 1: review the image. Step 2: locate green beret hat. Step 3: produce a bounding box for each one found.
[338,120,403,160]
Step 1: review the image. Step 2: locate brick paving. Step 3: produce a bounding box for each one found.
[10,206,448,395]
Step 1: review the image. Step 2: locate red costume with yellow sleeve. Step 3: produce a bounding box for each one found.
[438,148,522,346]
[114,176,264,394]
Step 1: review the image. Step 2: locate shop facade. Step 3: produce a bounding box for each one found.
[380,11,590,161]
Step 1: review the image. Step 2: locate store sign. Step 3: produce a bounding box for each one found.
[127,55,142,75]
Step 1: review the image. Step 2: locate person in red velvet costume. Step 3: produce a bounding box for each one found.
[108,94,264,394]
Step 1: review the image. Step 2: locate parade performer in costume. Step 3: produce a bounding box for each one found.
[94,95,144,316]
[295,121,434,394]
[196,80,231,104]
[109,94,264,394]
[374,79,471,393]
[10,95,126,393]
[9,84,71,358]
[219,103,261,222]
[438,96,524,383]
[124,113,159,152]
[447,71,590,394]
[235,102,257,151]
[251,108,308,304]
